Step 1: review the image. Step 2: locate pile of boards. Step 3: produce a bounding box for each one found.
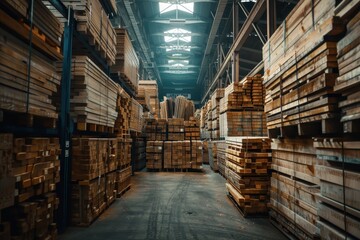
[145,118,167,141]
[136,87,151,112]
[219,75,266,138]
[61,0,117,65]
[111,28,139,93]
[200,102,211,139]
[139,80,160,118]
[116,138,132,197]
[209,89,224,139]
[216,141,227,178]
[173,96,195,120]
[0,135,61,239]
[163,141,202,170]
[114,87,131,137]
[225,137,272,216]
[208,141,218,172]
[129,98,143,133]
[185,118,201,140]
[0,0,63,127]
[202,141,209,164]
[132,137,146,171]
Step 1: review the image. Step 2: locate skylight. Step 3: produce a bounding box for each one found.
[166,46,191,52]
[159,2,194,14]
[164,28,191,43]
[168,60,189,65]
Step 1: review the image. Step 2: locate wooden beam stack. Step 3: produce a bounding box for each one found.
[210,89,224,139]
[167,118,185,141]
[313,138,360,239]
[61,0,117,65]
[225,137,271,216]
[139,80,160,118]
[144,118,167,141]
[0,134,14,210]
[63,56,118,133]
[111,28,139,93]
[217,141,227,179]
[146,141,163,170]
[269,139,320,239]
[129,98,143,133]
[116,165,131,197]
[185,117,201,140]
[132,137,146,171]
[208,141,218,172]
[173,96,195,120]
[114,86,131,138]
[190,140,203,170]
[219,76,267,138]
[116,137,132,196]
[136,86,151,112]
[202,141,209,164]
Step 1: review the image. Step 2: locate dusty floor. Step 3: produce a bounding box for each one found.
[60,165,286,240]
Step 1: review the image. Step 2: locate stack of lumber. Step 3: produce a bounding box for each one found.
[145,118,157,141]
[0,0,63,60]
[111,28,139,93]
[72,138,117,181]
[163,141,192,169]
[132,137,146,171]
[164,141,172,169]
[334,10,360,134]
[225,137,271,216]
[116,165,131,196]
[160,97,175,119]
[208,141,218,172]
[200,104,211,139]
[116,136,132,196]
[217,141,227,178]
[146,141,163,170]
[314,138,360,239]
[0,27,61,125]
[101,0,117,15]
[71,176,106,226]
[64,56,118,133]
[262,0,346,138]
[167,118,185,141]
[270,139,320,239]
[129,98,143,133]
[3,192,58,239]
[136,86,151,112]
[114,87,131,137]
[194,109,201,121]
[210,89,224,139]
[184,117,201,140]
[117,138,132,169]
[174,96,195,120]
[156,119,167,141]
[219,76,267,138]
[139,80,160,118]
[105,171,116,205]
[190,140,203,170]
[0,134,14,210]
[61,0,117,65]
[202,141,209,164]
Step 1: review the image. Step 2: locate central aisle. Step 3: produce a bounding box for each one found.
[61,166,286,240]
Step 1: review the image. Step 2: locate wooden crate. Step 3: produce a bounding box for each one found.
[146,141,163,170]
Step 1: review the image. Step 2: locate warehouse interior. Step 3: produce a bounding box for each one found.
[0,0,359,240]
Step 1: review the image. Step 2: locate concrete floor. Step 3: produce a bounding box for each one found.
[60,165,286,240]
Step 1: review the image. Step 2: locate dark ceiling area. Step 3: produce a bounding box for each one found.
[118,0,298,104]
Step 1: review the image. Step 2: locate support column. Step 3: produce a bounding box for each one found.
[232,0,240,84]
[267,0,277,40]
[232,52,240,83]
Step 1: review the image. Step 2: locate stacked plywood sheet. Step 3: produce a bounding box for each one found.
[217,141,227,178]
[129,98,143,133]
[262,0,346,138]
[168,118,185,141]
[64,56,118,132]
[210,89,224,139]
[208,141,218,172]
[61,0,117,65]
[225,137,271,216]
[139,80,159,118]
[334,10,360,134]
[114,87,131,137]
[146,141,163,170]
[111,28,139,93]
[314,138,360,239]
[0,134,14,210]
[132,137,146,171]
[269,138,320,239]
[219,76,267,138]
[185,117,201,140]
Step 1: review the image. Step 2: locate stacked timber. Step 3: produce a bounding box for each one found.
[269,139,320,239]
[111,28,139,93]
[0,134,14,210]
[210,89,224,139]
[144,118,167,141]
[63,56,118,133]
[314,138,360,239]
[202,141,209,164]
[205,100,213,139]
[219,76,266,138]
[217,141,227,178]
[225,137,271,216]
[132,137,146,171]
[139,80,160,118]
[164,141,172,169]
[185,117,201,140]
[167,118,185,141]
[116,137,132,196]
[114,87,131,138]
[116,165,131,196]
[263,0,346,138]
[146,141,163,170]
[208,141,218,172]
[136,86,151,112]
[61,0,117,65]
[190,141,203,170]
[334,10,360,134]
[173,96,195,120]
[129,98,143,133]
[156,119,167,141]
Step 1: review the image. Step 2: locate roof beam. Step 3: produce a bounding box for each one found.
[201,0,266,103]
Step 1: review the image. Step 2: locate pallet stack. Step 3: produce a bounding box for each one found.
[208,141,218,172]
[65,56,118,133]
[210,89,224,139]
[111,28,139,93]
[116,138,132,196]
[225,137,271,216]
[139,80,160,118]
[146,141,163,170]
[71,138,117,226]
[219,76,266,138]
[167,118,185,141]
[61,0,117,65]
[184,117,201,140]
[129,98,144,133]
